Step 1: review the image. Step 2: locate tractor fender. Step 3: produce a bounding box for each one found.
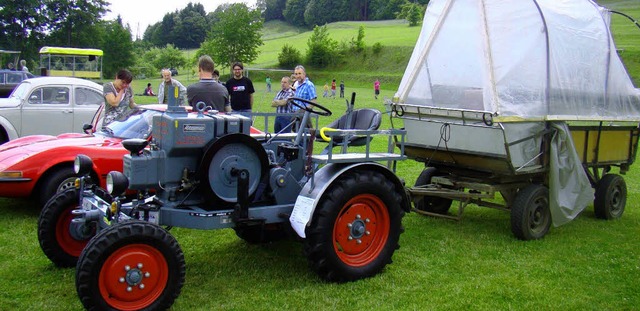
[289,162,410,238]
[0,116,18,141]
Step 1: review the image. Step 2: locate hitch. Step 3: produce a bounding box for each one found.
[231,168,265,226]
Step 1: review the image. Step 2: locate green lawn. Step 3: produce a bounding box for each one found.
[2,2,640,310]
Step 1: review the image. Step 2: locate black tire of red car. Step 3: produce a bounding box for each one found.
[76,221,185,311]
[0,128,8,145]
[36,166,79,207]
[304,169,405,282]
[38,188,94,267]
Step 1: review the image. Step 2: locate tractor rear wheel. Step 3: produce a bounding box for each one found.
[76,221,185,311]
[414,167,452,214]
[38,188,94,267]
[304,170,404,282]
[594,174,626,220]
[511,184,551,240]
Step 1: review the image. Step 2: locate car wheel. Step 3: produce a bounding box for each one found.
[0,128,8,145]
[37,166,80,207]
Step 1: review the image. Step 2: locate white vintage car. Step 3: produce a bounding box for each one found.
[0,77,103,144]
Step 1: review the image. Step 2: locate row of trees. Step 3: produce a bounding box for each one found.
[142,0,427,50]
[261,0,428,27]
[0,0,134,78]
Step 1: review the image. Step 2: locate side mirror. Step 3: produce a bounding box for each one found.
[82,123,93,134]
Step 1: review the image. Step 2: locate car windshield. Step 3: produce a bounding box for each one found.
[97,108,160,140]
[9,82,30,99]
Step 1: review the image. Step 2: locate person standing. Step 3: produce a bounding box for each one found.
[271,76,296,133]
[293,65,317,130]
[323,82,329,98]
[331,79,337,98]
[7,62,15,71]
[266,75,272,92]
[158,68,187,105]
[339,80,345,98]
[103,69,137,126]
[374,79,381,99]
[226,62,255,115]
[187,55,230,113]
[19,60,29,72]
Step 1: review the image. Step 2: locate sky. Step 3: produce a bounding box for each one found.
[103,0,258,39]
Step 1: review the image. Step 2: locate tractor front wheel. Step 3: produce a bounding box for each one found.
[38,188,93,267]
[76,221,185,311]
[304,170,404,282]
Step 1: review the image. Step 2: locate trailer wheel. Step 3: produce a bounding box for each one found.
[594,174,626,220]
[76,221,185,311]
[305,170,404,282]
[414,168,452,214]
[38,188,94,267]
[511,184,550,240]
[234,223,288,244]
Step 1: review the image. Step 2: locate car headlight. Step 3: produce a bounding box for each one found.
[106,171,129,195]
[74,154,93,175]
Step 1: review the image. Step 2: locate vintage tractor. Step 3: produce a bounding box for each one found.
[37,90,409,310]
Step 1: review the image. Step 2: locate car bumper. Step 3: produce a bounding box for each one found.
[0,178,34,197]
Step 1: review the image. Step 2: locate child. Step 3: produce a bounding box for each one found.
[143,83,155,96]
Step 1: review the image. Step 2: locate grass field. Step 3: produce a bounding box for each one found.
[2,1,640,310]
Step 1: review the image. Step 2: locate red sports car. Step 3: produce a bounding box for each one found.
[0,104,265,207]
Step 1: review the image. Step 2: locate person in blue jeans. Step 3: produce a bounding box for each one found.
[271,76,295,133]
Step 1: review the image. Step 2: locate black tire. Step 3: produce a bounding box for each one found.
[413,167,452,214]
[0,128,7,145]
[36,166,78,207]
[511,184,551,240]
[38,188,94,267]
[234,223,288,244]
[76,221,185,311]
[304,170,405,282]
[594,174,626,220]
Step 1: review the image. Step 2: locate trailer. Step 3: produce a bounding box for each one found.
[390,0,640,240]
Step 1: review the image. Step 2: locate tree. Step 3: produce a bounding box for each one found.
[0,0,48,63]
[370,0,407,20]
[278,44,302,68]
[306,25,339,67]
[261,0,287,21]
[46,0,109,47]
[304,0,348,27]
[153,44,188,70]
[197,3,263,68]
[397,2,424,26]
[283,0,308,27]
[100,17,134,78]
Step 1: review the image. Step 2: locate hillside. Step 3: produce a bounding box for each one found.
[251,2,640,87]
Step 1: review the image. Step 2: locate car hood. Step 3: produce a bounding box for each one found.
[0,97,21,108]
[0,133,124,161]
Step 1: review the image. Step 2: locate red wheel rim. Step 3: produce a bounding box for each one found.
[333,194,390,267]
[99,244,169,310]
[55,206,88,257]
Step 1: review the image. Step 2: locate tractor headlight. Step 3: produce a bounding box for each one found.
[74,154,93,175]
[106,171,129,195]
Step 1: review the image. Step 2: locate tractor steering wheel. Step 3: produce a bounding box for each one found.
[287,97,332,116]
